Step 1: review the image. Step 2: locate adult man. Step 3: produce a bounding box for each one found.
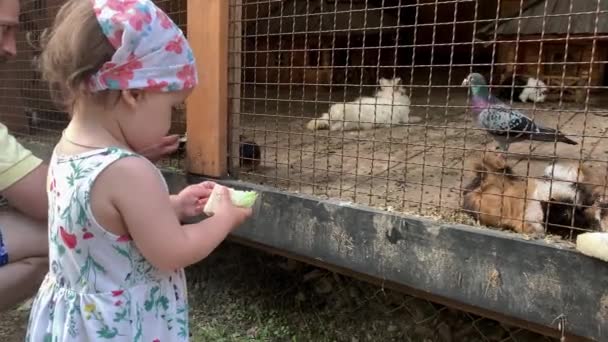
[0,0,181,311]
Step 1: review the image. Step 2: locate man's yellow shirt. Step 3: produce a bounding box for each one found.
[0,122,43,191]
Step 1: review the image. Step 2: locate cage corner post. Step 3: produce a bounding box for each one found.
[228,0,243,176]
[185,0,230,178]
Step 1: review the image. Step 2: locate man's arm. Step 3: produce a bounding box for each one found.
[136,134,180,163]
[0,123,48,222]
[2,163,48,222]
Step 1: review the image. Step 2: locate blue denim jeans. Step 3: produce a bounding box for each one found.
[0,227,8,266]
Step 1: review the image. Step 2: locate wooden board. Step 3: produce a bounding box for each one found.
[186,0,229,177]
[228,0,242,175]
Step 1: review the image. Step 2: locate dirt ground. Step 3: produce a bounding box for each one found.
[0,241,558,342]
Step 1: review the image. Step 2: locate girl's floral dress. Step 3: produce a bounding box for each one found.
[26,147,189,341]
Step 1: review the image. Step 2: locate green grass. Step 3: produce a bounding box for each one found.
[181,242,556,342]
[0,241,557,342]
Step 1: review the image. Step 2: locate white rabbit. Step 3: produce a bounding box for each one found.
[306,77,414,131]
[519,77,548,103]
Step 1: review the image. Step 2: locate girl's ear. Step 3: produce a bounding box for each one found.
[121,89,144,109]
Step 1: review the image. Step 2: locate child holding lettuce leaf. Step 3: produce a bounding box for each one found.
[25,0,258,339]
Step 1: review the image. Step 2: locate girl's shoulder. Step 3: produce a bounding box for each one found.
[49,145,156,187]
[51,145,141,164]
[49,144,167,192]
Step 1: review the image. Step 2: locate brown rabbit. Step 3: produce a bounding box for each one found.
[463,152,544,235]
[464,152,608,238]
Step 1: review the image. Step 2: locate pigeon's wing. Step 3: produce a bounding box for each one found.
[478,106,538,139]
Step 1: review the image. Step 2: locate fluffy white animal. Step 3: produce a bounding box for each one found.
[519,77,548,103]
[306,77,416,131]
[543,162,608,232]
[497,75,548,104]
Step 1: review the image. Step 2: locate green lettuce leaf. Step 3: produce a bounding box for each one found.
[229,189,258,208]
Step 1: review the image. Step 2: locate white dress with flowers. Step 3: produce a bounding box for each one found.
[26,147,189,342]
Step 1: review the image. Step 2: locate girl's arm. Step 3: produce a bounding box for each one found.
[98,157,252,271]
[171,182,215,221]
[169,195,185,221]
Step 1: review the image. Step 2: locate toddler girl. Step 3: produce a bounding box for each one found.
[26,0,252,340]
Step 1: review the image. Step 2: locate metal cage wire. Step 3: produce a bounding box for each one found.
[228,0,608,242]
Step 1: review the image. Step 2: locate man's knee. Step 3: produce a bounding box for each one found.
[21,256,48,280]
[0,256,48,312]
[0,210,45,231]
[0,210,48,262]
[12,256,49,287]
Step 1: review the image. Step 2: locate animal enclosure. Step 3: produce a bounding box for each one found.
[229,0,608,241]
[2,0,608,340]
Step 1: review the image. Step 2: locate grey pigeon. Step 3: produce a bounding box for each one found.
[461,73,577,152]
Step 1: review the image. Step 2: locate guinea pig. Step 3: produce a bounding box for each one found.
[239,134,261,171]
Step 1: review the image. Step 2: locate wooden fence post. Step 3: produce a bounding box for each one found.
[186,0,229,177]
[229,0,242,174]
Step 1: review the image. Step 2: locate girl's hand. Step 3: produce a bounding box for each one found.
[108,157,252,271]
[211,185,253,229]
[173,181,216,219]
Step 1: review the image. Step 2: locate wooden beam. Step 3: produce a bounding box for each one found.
[186,0,229,177]
[228,0,242,175]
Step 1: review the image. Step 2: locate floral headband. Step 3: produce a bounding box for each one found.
[88,0,198,92]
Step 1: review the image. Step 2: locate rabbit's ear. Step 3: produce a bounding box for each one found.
[379,78,389,86]
[393,77,402,85]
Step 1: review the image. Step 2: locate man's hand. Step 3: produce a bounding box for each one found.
[136,135,180,163]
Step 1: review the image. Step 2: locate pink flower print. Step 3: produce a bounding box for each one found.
[100,68,133,89]
[177,65,197,89]
[60,227,77,249]
[107,29,124,48]
[83,232,94,240]
[114,300,123,306]
[128,7,153,31]
[108,2,151,32]
[147,79,169,91]
[99,56,142,89]
[165,36,184,54]
[153,339,160,342]
[99,61,118,72]
[117,234,132,242]
[112,290,124,297]
[106,0,139,12]
[157,9,173,29]
[123,54,144,72]
[98,62,125,89]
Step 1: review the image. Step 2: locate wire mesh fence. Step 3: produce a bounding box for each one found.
[228,0,608,242]
[0,0,188,171]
